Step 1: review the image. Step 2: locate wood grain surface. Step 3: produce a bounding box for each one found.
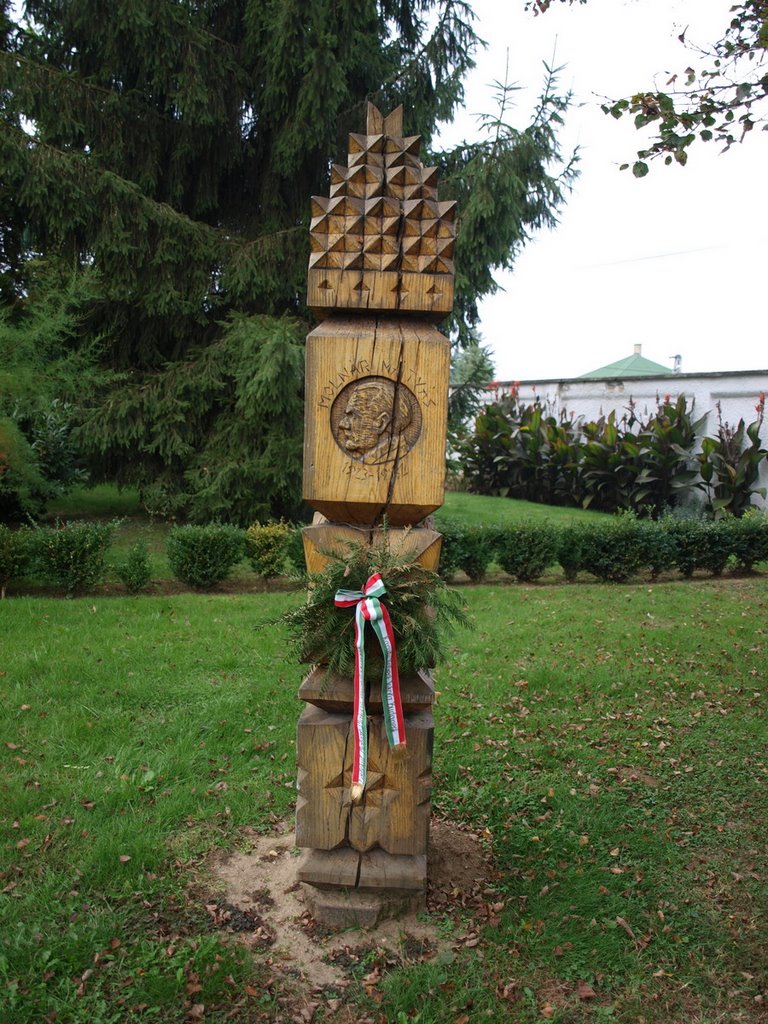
[301,521,442,574]
[303,316,449,526]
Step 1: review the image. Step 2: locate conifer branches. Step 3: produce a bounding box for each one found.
[1,0,576,522]
[282,534,469,678]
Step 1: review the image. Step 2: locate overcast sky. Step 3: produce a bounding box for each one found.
[436,0,768,382]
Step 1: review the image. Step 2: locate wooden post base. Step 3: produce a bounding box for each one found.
[298,848,427,929]
[301,882,425,930]
[296,705,433,856]
[298,847,427,890]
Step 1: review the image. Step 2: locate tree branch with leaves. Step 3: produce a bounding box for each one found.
[528,0,768,172]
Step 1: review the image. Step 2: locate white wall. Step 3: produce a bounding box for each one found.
[488,370,768,507]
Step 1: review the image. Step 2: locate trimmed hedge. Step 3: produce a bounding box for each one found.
[36,520,117,595]
[494,521,558,582]
[167,524,245,589]
[0,525,32,597]
[730,510,768,571]
[576,516,645,583]
[3,510,768,596]
[438,522,497,582]
[245,520,293,579]
[436,512,768,585]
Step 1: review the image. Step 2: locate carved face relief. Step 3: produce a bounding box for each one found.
[331,377,422,465]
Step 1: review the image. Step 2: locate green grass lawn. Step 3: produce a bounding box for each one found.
[437,490,607,526]
[2,580,767,1022]
[47,484,143,520]
[49,484,606,530]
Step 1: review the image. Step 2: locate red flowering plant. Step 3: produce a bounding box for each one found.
[696,396,768,517]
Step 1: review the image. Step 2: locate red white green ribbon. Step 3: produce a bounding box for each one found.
[334,572,406,801]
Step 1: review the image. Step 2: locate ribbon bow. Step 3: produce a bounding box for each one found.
[334,572,406,803]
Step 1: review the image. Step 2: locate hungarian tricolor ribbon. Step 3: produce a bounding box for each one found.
[334,572,406,802]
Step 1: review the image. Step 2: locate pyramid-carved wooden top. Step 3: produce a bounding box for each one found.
[308,104,455,320]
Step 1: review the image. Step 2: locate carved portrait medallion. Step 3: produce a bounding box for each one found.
[330,376,422,465]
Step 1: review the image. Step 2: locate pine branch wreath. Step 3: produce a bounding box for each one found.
[282,535,469,679]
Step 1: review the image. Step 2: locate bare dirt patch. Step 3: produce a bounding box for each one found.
[206,816,501,999]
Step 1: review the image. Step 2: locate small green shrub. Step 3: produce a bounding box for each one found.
[455,524,496,581]
[284,525,306,572]
[638,518,679,580]
[116,541,152,594]
[0,525,32,597]
[729,510,768,572]
[436,521,464,581]
[166,524,245,589]
[580,515,644,582]
[36,520,117,594]
[664,518,710,578]
[245,520,292,578]
[696,519,734,576]
[495,521,558,582]
[556,524,589,582]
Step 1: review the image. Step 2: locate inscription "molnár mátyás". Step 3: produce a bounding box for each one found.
[317,360,440,411]
[317,360,371,409]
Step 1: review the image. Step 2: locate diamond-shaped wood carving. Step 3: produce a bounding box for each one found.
[296,704,433,855]
[307,103,456,320]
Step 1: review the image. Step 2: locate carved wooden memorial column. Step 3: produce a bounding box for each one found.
[296,104,455,928]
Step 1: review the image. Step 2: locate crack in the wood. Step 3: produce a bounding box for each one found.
[370,321,406,528]
[382,327,406,516]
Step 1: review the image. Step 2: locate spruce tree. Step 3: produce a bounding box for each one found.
[0,1,576,523]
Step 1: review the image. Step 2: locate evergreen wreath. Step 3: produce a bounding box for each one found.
[282,534,469,679]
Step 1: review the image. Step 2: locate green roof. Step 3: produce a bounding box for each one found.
[578,353,671,379]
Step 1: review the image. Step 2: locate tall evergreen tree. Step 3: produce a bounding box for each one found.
[0,0,576,523]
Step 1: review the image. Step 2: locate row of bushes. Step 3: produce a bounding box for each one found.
[438,511,768,583]
[3,512,768,596]
[0,520,304,596]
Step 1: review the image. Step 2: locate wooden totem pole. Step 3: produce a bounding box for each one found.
[296,104,455,928]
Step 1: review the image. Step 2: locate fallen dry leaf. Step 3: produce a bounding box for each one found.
[616,916,636,940]
[497,980,518,1001]
[576,980,597,1000]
